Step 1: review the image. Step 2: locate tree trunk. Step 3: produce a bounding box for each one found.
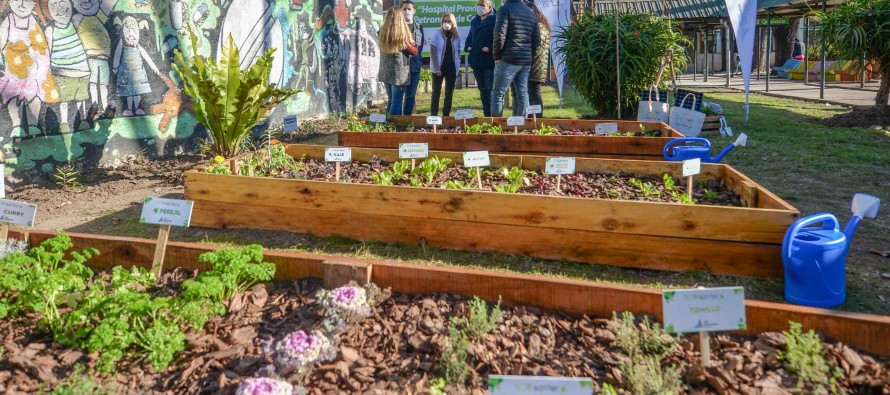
[772,18,800,67]
[753,27,765,73]
[877,75,890,108]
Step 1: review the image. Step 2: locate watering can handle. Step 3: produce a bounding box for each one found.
[783,213,840,259]
[663,137,712,160]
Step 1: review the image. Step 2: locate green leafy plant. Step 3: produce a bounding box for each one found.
[204,155,232,175]
[441,320,472,385]
[703,188,719,200]
[412,157,452,185]
[182,245,275,303]
[40,364,120,395]
[557,12,688,118]
[53,162,82,191]
[779,321,842,392]
[173,30,298,157]
[371,170,395,186]
[494,167,530,193]
[662,173,676,190]
[611,311,684,394]
[466,123,503,135]
[535,123,559,135]
[429,377,447,395]
[630,177,659,197]
[463,296,503,339]
[443,180,472,190]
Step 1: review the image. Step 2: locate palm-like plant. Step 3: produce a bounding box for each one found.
[817,0,890,108]
[556,12,688,118]
[173,31,298,157]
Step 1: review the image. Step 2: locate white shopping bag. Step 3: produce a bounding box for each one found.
[637,87,669,123]
[669,93,706,137]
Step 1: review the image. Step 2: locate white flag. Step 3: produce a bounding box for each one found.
[725,0,757,122]
[535,0,571,104]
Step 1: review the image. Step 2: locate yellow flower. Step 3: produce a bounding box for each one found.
[213,155,225,164]
[351,115,358,120]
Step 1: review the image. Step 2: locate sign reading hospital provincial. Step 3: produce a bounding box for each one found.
[662,287,746,333]
[489,375,594,395]
[0,199,37,227]
[140,197,193,227]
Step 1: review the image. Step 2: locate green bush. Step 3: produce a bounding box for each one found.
[557,12,688,118]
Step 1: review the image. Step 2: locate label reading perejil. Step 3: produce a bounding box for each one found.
[399,143,429,159]
[454,109,475,120]
[426,116,443,125]
[0,199,37,227]
[369,114,387,123]
[595,123,619,135]
[545,157,576,175]
[462,151,491,167]
[526,105,542,114]
[325,147,352,162]
[682,158,702,177]
[140,197,193,227]
[507,116,526,126]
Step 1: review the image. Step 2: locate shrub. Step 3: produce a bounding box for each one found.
[779,321,842,391]
[557,12,687,118]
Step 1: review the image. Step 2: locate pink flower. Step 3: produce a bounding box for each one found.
[271,330,336,374]
[333,286,358,303]
[235,378,294,395]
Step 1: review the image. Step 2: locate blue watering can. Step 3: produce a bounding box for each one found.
[783,193,881,308]
[663,133,748,163]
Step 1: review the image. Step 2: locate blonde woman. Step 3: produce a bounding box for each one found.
[377,7,417,115]
[429,13,460,116]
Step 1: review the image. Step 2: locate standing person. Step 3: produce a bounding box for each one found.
[792,38,803,60]
[465,0,496,116]
[490,0,539,117]
[429,13,460,116]
[526,2,549,118]
[399,0,424,115]
[377,7,417,115]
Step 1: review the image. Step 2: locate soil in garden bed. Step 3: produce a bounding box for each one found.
[293,157,741,206]
[822,106,890,128]
[356,124,665,137]
[3,275,888,394]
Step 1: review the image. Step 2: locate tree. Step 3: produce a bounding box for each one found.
[772,19,800,68]
[818,0,890,107]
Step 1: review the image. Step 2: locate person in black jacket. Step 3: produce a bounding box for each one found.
[490,0,539,117]
[465,0,496,116]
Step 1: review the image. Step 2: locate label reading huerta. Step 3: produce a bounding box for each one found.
[662,287,746,333]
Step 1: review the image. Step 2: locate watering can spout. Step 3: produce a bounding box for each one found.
[843,193,881,241]
[711,133,748,163]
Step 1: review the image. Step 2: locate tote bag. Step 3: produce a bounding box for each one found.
[669,93,706,137]
[637,87,669,123]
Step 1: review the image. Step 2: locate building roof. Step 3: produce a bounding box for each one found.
[591,0,847,21]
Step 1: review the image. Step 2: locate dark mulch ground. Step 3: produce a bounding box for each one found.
[823,106,890,128]
[2,275,888,394]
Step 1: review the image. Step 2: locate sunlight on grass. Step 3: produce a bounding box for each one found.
[411,83,590,119]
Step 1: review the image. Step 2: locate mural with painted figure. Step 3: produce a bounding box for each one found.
[0,0,383,176]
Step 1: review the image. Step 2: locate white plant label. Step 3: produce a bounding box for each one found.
[489,376,594,395]
[454,109,475,120]
[595,122,619,135]
[507,116,526,126]
[662,287,746,333]
[0,199,36,227]
[426,116,443,125]
[399,143,429,159]
[325,147,352,162]
[0,164,5,199]
[545,157,576,175]
[283,114,299,133]
[682,158,702,177]
[526,105,542,114]
[462,151,490,167]
[369,114,387,123]
[140,197,193,227]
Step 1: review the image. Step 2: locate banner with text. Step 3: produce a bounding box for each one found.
[413,0,476,56]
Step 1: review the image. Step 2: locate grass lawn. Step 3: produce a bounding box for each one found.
[99,84,890,315]
[410,82,589,118]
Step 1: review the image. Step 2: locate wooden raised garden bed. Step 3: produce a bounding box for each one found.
[185,145,799,278]
[17,230,890,358]
[339,115,684,160]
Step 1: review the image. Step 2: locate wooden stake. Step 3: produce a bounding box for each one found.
[433,124,437,133]
[336,162,341,182]
[688,175,694,200]
[700,330,711,366]
[533,113,538,129]
[411,158,416,170]
[150,225,171,277]
[475,167,483,189]
[556,174,562,191]
[462,119,467,130]
[0,223,8,240]
[513,125,518,134]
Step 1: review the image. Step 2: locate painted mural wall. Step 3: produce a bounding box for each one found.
[0,0,383,174]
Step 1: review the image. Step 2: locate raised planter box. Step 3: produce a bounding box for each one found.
[185,145,799,278]
[18,230,890,357]
[340,116,684,160]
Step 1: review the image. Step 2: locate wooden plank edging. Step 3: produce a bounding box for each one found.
[13,230,890,357]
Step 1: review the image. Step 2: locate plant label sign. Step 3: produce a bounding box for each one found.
[595,123,619,135]
[463,151,490,167]
[526,105,542,114]
[399,143,429,159]
[507,116,526,126]
[283,115,299,133]
[682,158,702,177]
[662,287,746,333]
[426,116,443,125]
[325,148,352,162]
[489,375,594,395]
[369,114,387,123]
[0,199,37,227]
[545,157,575,175]
[140,197,193,227]
[454,109,474,120]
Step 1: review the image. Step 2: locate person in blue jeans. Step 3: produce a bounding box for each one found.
[490,0,539,117]
[465,0,496,116]
[398,0,424,115]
